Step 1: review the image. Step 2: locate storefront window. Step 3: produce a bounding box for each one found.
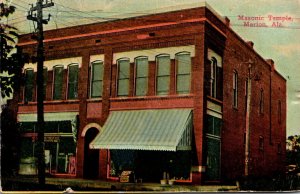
[18,137,37,175]
[19,121,77,176]
[109,150,135,177]
[109,150,191,182]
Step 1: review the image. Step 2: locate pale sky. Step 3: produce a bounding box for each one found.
[3,0,300,136]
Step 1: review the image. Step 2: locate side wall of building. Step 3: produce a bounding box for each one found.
[221,25,286,182]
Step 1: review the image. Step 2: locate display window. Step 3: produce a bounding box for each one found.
[19,121,77,176]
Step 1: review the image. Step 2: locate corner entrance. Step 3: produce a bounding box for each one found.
[83,128,99,179]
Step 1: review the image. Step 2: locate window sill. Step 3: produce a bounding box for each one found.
[110,94,194,101]
[233,107,238,111]
[87,98,103,102]
[206,96,223,104]
[19,99,80,105]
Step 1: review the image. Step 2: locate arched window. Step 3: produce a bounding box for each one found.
[259,136,264,151]
[135,57,148,96]
[24,68,34,102]
[53,65,64,100]
[117,58,130,96]
[175,52,191,94]
[278,100,282,124]
[156,54,170,95]
[206,49,222,100]
[210,57,217,98]
[259,89,264,114]
[67,63,79,99]
[90,60,104,98]
[233,70,238,108]
[43,67,48,100]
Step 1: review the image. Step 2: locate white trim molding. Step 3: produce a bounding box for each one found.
[90,54,105,63]
[207,48,222,67]
[113,45,195,64]
[81,123,102,137]
[24,57,82,72]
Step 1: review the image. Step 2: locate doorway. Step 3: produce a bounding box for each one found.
[83,128,99,179]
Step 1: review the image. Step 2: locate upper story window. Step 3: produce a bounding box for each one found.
[24,68,34,103]
[278,100,282,124]
[277,142,282,154]
[43,68,48,100]
[259,89,264,114]
[135,57,148,96]
[90,61,104,98]
[67,64,79,100]
[245,79,248,114]
[53,65,64,100]
[117,58,130,97]
[233,70,238,108]
[210,57,217,98]
[156,54,170,95]
[206,54,223,100]
[175,52,191,94]
[259,136,264,151]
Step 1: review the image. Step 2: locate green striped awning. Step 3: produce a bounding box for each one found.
[90,109,193,151]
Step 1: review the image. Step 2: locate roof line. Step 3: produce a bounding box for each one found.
[18,18,206,46]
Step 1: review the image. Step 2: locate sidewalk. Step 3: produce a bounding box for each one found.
[2,176,238,192]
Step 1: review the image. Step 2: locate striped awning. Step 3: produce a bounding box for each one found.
[90,109,193,151]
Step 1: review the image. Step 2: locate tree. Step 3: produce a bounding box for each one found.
[1,1,26,190]
[0,1,25,100]
[286,135,300,166]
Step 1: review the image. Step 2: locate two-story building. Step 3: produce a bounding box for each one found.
[13,4,286,184]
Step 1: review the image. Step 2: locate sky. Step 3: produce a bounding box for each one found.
[2,0,300,136]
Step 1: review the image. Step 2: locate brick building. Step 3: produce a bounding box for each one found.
[13,4,286,184]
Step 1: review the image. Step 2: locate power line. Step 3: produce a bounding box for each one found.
[8,19,29,26]
[54,1,104,22]
[10,2,29,11]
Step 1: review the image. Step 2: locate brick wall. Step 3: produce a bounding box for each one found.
[14,6,286,183]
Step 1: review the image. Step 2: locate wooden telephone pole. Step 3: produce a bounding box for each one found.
[27,0,54,186]
[245,64,252,176]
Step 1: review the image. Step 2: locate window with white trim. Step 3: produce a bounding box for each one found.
[135,57,148,96]
[175,52,191,94]
[67,64,79,99]
[53,65,64,100]
[43,67,48,100]
[156,54,170,95]
[210,57,217,98]
[117,58,130,96]
[24,68,34,102]
[90,61,104,98]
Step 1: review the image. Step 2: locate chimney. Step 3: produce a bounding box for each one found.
[247,41,254,48]
[224,16,230,27]
[266,59,275,71]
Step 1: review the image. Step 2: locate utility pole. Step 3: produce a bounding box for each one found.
[27,0,54,186]
[245,61,254,177]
